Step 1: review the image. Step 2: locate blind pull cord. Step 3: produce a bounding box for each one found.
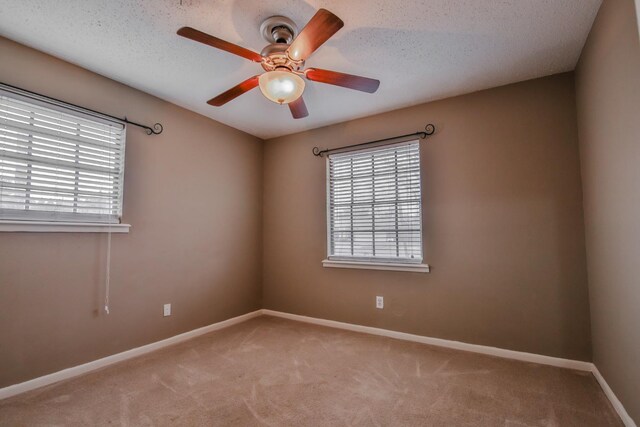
[104,226,112,315]
[104,126,114,315]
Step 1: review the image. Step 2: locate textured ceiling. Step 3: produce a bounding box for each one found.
[0,0,601,139]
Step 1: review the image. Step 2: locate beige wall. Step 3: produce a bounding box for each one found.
[0,37,263,388]
[575,0,640,422]
[263,73,592,361]
[2,17,616,393]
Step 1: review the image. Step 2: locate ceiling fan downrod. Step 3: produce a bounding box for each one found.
[260,16,298,45]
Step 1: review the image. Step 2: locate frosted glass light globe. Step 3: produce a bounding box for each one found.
[258,70,305,104]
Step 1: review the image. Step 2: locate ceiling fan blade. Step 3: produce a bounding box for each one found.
[288,97,309,119]
[286,9,344,61]
[207,76,260,106]
[177,27,263,63]
[305,68,380,93]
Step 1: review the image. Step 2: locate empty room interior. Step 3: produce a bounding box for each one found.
[0,0,639,425]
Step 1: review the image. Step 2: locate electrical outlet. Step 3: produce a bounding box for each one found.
[163,303,171,317]
[376,296,384,309]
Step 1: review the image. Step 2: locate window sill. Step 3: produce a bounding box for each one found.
[0,221,131,233]
[322,259,430,273]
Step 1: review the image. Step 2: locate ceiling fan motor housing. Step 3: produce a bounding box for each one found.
[260,17,304,73]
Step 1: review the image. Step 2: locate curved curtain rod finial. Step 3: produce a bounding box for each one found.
[129,121,163,135]
[145,123,163,135]
[425,123,435,136]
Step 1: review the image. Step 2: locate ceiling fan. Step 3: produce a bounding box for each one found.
[177,8,380,119]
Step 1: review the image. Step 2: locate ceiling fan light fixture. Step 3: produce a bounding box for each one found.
[258,70,305,104]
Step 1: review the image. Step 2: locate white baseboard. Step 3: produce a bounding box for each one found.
[262,309,593,371]
[592,365,637,427]
[1,308,635,427]
[263,309,637,426]
[0,310,262,401]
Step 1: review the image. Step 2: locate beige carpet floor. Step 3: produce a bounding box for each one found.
[0,316,622,426]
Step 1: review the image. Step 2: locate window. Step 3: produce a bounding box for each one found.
[0,89,126,225]
[326,141,426,270]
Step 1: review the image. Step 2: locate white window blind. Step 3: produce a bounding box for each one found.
[0,90,126,224]
[327,141,423,263]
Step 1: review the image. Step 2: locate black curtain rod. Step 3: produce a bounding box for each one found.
[0,81,163,135]
[312,124,435,157]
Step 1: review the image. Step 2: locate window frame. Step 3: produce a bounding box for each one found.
[0,88,130,233]
[323,140,429,272]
